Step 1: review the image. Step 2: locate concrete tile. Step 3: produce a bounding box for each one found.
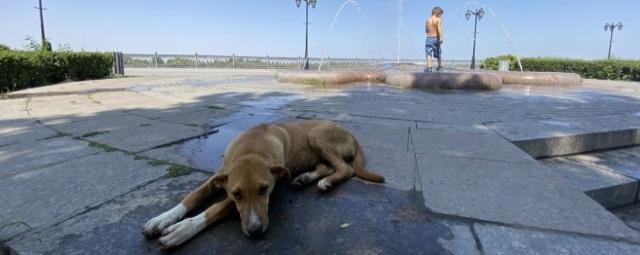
[542,157,638,208]
[0,151,168,238]
[0,119,57,146]
[0,137,100,178]
[340,121,410,150]
[157,108,235,127]
[613,204,640,232]
[51,114,205,153]
[362,147,416,191]
[7,179,478,255]
[487,114,640,158]
[416,154,639,240]
[412,128,534,163]
[475,224,640,255]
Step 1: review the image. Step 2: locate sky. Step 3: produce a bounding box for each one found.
[0,0,638,60]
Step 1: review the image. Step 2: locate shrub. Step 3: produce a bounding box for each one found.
[483,55,640,81]
[0,50,112,92]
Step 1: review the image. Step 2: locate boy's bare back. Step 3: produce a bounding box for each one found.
[426,17,441,38]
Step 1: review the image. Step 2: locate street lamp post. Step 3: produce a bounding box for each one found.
[295,0,317,70]
[604,22,623,60]
[466,8,484,70]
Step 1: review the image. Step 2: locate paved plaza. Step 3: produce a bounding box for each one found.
[2,68,640,254]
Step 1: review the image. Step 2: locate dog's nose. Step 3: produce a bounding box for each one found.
[246,223,264,238]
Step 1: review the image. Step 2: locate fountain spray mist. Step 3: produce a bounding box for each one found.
[467,1,523,72]
[319,0,358,71]
[396,0,404,64]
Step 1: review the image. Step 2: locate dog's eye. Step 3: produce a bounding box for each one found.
[232,191,242,200]
[259,185,268,195]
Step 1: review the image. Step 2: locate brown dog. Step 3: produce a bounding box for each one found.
[142,120,384,248]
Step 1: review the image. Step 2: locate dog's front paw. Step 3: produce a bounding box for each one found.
[290,172,317,190]
[159,215,206,249]
[317,178,332,191]
[143,205,186,237]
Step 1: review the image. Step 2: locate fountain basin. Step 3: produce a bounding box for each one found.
[277,70,582,90]
[277,71,385,86]
[384,72,502,91]
[496,71,583,86]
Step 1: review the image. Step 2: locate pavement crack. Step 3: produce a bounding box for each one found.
[469,224,486,255]
[427,210,640,246]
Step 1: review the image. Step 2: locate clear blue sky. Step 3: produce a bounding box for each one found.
[1,0,638,60]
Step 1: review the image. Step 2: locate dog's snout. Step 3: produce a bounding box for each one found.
[246,222,264,238]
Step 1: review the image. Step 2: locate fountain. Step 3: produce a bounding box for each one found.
[319,0,358,71]
[278,0,583,90]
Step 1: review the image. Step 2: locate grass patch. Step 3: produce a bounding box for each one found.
[81,130,110,138]
[87,141,117,152]
[139,123,151,127]
[167,165,192,177]
[299,78,326,86]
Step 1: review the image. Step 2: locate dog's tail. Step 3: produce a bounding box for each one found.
[352,137,385,183]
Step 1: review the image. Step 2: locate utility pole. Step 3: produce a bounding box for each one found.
[34,0,48,50]
[466,8,484,70]
[604,22,623,59]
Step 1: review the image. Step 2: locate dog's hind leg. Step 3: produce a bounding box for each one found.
[143,175,221,237]
[159,198,233,249]
[290,163,335,190]
[307,125,356,191]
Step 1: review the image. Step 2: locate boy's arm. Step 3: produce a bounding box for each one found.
[425,20,429,36]
[437,19,444,43]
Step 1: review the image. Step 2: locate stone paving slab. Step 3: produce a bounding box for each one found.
[51,114,205,153]
[0,151,168,240]
[157,108,235,128]
[339,121,411,150]
[7,173,479,255]
[411,128,535,163]
[416,122,495,134]
[0,119,57,146]
[362,147,416,191]
[0,137,101,178]
[487,114,640,158]
[542,156,639,208]
[563,146,640,180]
[613,204,640,233]
[475,224,640,255]
[416,153,639,240]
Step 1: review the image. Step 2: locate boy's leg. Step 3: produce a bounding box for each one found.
[436,43,443,71]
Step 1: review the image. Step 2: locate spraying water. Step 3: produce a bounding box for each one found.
[467,1,523,72]
[319,0,358,71]
[396,0,404,64]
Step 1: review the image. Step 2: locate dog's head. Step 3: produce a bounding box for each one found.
[212,156,290,238]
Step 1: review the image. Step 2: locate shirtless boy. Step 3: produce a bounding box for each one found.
[425,7,444,72]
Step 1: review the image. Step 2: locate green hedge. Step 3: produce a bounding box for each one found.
[0,51,113,92]
[483,55,640,81]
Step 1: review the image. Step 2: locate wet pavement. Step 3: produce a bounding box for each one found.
[2,68,640,254]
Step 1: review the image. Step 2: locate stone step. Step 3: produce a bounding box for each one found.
[486,114,640,158]
[541,146,640,209]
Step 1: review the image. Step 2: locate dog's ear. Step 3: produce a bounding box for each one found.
[211,173,228,189]
[270,165,291,181]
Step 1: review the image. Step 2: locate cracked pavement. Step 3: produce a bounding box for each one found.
[2,68,640,254]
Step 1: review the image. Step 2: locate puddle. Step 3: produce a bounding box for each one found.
[175,95,302,170]
[175,128,242,171]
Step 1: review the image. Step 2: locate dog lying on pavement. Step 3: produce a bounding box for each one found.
[143,120,385,248]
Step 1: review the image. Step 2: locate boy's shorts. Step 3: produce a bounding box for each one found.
[425,37,441,58]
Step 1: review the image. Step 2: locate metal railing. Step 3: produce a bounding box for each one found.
[123,53,474,71]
